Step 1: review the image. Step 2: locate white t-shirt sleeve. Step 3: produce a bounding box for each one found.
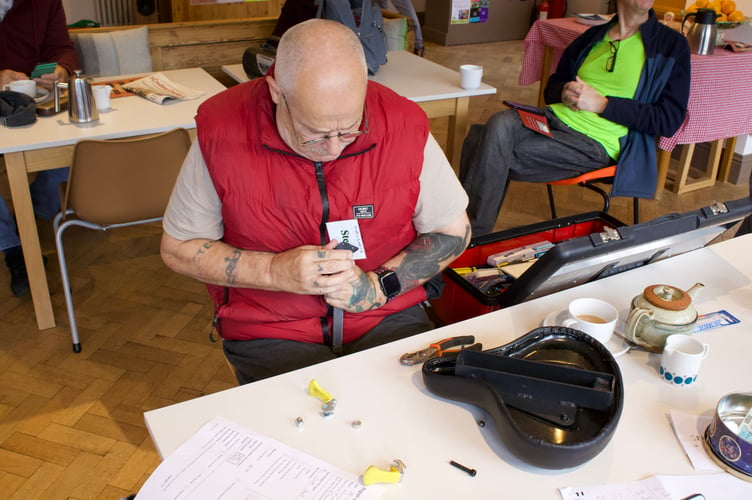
[413,133,469,234]
[162,140,224,241]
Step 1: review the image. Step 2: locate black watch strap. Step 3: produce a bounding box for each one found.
[374,267,401,302]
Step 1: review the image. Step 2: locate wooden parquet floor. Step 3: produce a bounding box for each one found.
[0,39,748,499]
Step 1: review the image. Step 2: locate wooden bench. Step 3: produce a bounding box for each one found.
[69,13,410,88]
[70,17,278,87]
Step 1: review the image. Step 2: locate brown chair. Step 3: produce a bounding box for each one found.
[53,128,192,352]
[546,165,640,224]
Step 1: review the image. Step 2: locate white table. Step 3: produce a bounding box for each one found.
[0,68,226,330]
[222,50,496,167]
[145,234,752,498]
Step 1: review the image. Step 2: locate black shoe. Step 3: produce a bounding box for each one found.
[413,46,425,57]
[4,246,29,298]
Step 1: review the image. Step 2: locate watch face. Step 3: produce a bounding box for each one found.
[379,270,401,299]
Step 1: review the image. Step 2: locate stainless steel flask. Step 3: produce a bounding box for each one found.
[682,8,719,56]
[54,69,99,123]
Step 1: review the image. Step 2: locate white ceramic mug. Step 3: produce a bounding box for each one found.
[459,64,483,89]
[561,297,618,345]
[92,85,112,111]
[659,334,709,386]
[3,79,37,98]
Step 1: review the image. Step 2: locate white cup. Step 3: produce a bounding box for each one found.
[459,64,483,89]
[92,84,112,111]
[659,334,709,386]
[3,79,37,98]
[561,297,618,345]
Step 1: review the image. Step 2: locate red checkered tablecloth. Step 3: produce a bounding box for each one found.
[520,18,752,152]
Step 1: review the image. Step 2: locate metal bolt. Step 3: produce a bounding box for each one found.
[450,460,477,477]
[478,420,486,428]
[295,417,304,429]
[351,419,362,430]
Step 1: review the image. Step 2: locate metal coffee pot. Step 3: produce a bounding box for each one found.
[682,8,719,56]
[54,69,99,123]
[623,283,704,352]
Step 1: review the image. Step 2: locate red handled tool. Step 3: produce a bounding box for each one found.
[400,335,482,366]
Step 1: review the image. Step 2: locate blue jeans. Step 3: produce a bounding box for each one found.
[460,108,614,236]
[1,167,69,252]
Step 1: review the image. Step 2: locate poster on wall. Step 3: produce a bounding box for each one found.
[451,0,488,24]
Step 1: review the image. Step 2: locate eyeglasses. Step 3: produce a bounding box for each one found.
[606,40,620,73]
[281,93,369,147]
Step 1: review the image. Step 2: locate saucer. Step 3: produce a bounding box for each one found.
[542,309,630,358]
[34,88,50,104]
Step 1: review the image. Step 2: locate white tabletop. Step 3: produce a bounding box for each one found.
[222,50,496,102]
[0,68,226,154]
[145,234,752,498]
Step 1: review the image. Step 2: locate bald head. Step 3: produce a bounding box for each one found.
[275,19,368,107]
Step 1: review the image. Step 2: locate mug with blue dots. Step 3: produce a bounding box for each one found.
[659,334,709,386]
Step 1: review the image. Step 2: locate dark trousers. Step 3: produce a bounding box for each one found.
[460,108,614,237]
[223,304,434,384]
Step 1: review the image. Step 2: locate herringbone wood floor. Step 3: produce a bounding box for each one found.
[0,39,748,498]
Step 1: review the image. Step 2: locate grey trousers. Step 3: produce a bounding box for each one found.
[223,303,434,384]
[460,108,614,237]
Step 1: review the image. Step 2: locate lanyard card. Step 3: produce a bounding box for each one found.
[516,109,553,138]
[326,219,367,260]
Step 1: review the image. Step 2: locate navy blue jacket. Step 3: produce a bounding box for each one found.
[544,10,691,198]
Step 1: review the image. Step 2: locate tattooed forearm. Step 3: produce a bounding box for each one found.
[192,240,216,264]
[347,272,381,312]
[397,225,471,287]
[224,249,242,284]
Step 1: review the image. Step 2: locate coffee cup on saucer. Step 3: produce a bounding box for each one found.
[560,298,619,345]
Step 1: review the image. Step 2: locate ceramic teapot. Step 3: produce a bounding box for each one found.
[623,283,704,352]
[53,69,99,123]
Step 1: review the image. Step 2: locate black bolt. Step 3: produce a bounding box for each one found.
[450,460,477,477]
[478,420,486,427]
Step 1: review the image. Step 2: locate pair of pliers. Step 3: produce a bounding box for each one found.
[400,335,482,366]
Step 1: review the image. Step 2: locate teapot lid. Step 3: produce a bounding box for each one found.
[643,284,691,311]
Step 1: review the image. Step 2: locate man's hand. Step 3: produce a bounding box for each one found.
[0,69,29,89]
[324,267,382,313]
[269,240,356,295]
[35,65,69,91]
[562,77,608,114]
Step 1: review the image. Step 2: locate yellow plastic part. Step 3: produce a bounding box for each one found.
[362,465,402,486]
[308,379,333,403]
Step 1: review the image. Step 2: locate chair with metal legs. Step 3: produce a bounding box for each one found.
[53,128,191,352]
[545,165,640,224]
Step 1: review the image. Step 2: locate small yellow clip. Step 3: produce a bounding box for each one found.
[362,459,406,486]
[308,379,333,403]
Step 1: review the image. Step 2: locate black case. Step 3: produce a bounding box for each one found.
[432,198,752,325]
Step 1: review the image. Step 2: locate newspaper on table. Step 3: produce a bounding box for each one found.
[122,72,205,104]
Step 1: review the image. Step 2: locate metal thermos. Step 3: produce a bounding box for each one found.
[682,8,719,56]
[54,69,99,123]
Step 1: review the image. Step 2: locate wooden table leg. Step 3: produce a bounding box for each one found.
[447,96,469,170]
[537,46,553,109]
[717,136,737,183]
[5,152,56,330]
[655,148,672,200]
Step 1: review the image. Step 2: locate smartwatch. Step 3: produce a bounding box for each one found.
[374,267,401,302]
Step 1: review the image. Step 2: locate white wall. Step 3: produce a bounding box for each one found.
[62,0,98,25]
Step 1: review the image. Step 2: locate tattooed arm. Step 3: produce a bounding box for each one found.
[324,211,471,312]
[160,234,356,295]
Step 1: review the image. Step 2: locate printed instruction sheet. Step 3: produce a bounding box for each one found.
[138,416,378,499]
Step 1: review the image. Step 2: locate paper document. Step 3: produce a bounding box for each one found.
[123,72,204,105]
[668,410,721,472]
[560,472,751,499]
[138,416,378,499]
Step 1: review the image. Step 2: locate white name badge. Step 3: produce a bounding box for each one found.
[326,219,367,260]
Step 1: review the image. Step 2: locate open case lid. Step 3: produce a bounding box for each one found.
[481,198,752,308]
